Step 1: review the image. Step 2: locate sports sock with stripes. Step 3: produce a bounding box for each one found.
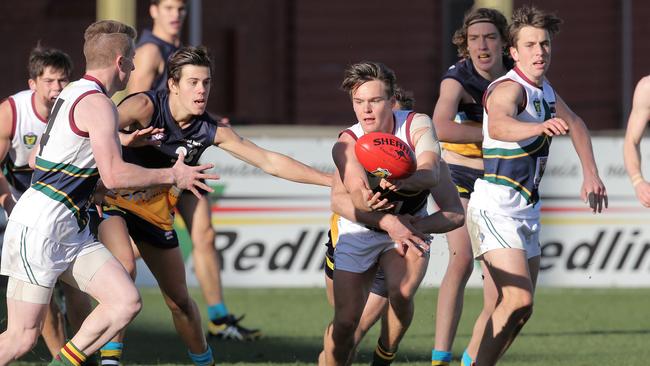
[52,341,87,366]
[100,342,123,366]
[372,339,396,366]
[431,349,452,365]
[188,346,215,366]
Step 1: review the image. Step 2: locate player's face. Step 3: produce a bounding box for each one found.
[467,22,505,74]
[151,0,187,37]
[171,65,211,115]
[352,80,395,134]
[510,26,552,84]
[29,66,69,107]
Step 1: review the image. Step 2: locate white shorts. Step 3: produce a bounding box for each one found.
[1,220,107,288]
[467,207,541,259]
[334,209,429,273]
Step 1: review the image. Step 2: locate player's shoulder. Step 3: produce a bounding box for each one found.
[635,75,650,93]
[135,43,164,63]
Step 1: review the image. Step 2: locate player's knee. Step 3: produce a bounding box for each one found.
[332,318,358,340]
[164,291,194,316]
[191,227,215,250]
[114,290,142,326]
[11,329,40,359]
[503,292,534,318]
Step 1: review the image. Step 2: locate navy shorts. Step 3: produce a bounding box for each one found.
[103,206,179,249]
[448,164,483,199]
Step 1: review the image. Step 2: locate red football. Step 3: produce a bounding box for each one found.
[354,132,416,179]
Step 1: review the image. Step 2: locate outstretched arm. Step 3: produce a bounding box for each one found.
[624,76,650,207]
[215,124,331,186]
[432,78,483,144]
[555,93,607,213]
[77,93,217,196]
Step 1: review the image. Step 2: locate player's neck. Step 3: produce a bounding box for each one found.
[476,63,507,82]
[152,26,181,46]
[32,94,53,120]
[168,96,194,127]
[84,70,117,97]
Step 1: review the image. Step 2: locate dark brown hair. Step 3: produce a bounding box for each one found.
[340,61,396,99]
[452,7,509,58]
[28,46,73,80]
[509,6,562,47]
[167,46,212,84]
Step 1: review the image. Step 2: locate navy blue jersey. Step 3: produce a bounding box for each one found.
[120,89,218,168]
[443,59,490,123]
[136,29,180,92]
[442,57,514,123]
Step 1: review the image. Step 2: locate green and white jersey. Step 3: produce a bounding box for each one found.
[8,76,104,244]
[469,67,556,219]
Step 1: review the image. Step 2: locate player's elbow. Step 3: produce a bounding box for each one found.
[100,175,119,190]
[447,210,465,231]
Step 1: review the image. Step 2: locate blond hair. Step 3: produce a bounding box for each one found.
[83,20,137,69]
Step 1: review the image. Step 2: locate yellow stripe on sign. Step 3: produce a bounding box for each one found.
[212,217,327,226]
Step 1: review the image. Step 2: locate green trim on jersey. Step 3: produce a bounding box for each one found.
[483,174,532,201]
[35,157,99,178]
[482,135,549,159]
[31,181,87,229]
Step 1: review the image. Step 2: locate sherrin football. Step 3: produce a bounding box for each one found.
[354,132,416,179]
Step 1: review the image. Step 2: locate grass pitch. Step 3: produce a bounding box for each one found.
[4,286,650,365]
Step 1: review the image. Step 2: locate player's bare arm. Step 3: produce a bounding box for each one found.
[215,123,331,186]
[116,92,164,147]
[432,78,483,143]
[624,76,650,207]
[78,93,217,194]
[487,81,567,141]
[127,43,163,93]
[392,114,441,191]
[555,92,608,213]
[0,99,16,213]
[412,161,464,233]
[332,132,375,212]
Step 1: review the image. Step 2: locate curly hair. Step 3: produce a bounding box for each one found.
[452,7,509,59]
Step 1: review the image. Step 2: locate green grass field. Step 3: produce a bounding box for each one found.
[4,287,650,365]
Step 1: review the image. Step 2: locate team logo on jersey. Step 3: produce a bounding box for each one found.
[23,133,37,147]
[533,99,542,117]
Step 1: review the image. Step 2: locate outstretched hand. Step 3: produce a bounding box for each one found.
[120,126,166,147]
[172,152,220,198]
[633,180,650,207]
[380,214,430,257]
[581,173,608,214]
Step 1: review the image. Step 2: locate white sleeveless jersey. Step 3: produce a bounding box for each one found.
[469,67,556,219]
[2,90,48,195]
[338,110,429,232]
[9,76,104,244]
